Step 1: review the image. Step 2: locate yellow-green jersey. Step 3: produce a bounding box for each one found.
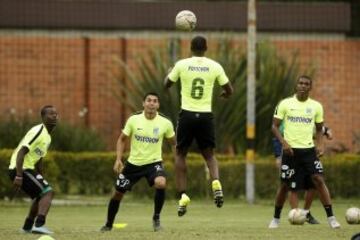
[167,56,229,112]
[9,124,51,170]
[122,112,175,166]
[274,95,323,148]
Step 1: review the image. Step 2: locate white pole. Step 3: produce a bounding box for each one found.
[246,0,256,204]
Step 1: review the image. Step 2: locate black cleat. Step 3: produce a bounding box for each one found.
[213,190,224,208]
[178,205,187,217]
[100,225,112,232]
[306,212,320,224]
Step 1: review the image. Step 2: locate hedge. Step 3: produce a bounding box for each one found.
[1,149,359,199]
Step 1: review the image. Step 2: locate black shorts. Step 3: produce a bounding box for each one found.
[280,148,323,191]
[8,169,52,199]
[176,109,215,150]
[115,162,166,193]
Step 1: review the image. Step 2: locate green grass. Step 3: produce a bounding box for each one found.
[0,197,359,240]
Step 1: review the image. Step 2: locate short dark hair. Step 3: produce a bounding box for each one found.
[40,105,54,118]
[191,36,207,52]
[298,75,312,84]
[143,92,159,101]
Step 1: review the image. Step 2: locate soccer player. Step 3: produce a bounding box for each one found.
[8,105,58,234]
[269,123,333,228]
[100,92,175,232]
[269,76,340,229]
[164,35,233,216]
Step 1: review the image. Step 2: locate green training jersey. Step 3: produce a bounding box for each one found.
[9,124,51,170]
[168,56,229,112]
[274,95,323,148]
[122,111,175,166]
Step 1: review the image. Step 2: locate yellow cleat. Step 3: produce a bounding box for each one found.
[178,193,191,217]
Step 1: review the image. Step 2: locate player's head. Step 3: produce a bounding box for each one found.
[295,75,312,97]
[143,92,160,115]
[191,36,207,55]
[41,105,58,127]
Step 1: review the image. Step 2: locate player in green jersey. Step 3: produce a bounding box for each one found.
[269,76,340,229]
[270,121,333,228]
[100,92,176,232]
[164,36,233,216]
[8,105,58,235]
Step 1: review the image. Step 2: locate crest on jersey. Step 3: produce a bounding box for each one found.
[153,127,159,137]
[305,108,312,114]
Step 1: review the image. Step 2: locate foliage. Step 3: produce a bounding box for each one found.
[1,150,359,199]
[51,122,106,152]
[0,116,34,149]
[0,118,106,152]
[111,38,313,154]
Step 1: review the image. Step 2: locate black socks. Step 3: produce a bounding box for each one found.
[106,199,120,228]
[154,189,165,218]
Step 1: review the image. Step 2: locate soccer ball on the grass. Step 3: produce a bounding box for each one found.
[345,207,360,224]
[175,10,197,31]
[288,208,307,225]
[38,236,55,240]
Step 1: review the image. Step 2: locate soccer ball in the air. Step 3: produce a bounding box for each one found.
[288,208,307,225]
[345,207,360,224]
[175,10,197,31]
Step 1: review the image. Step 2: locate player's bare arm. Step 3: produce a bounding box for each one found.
[315,122,325,157]
[219,82,233,98]
[114,132,128,174]
[35,158,44,175]
[166,136,177,160]
[272,118,293,156]
[14,146,29,188]
[164,76,175,89]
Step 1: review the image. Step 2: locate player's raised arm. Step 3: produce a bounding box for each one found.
[164,66,176,89]
[164,76,174,89]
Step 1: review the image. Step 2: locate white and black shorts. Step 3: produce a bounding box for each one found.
[8,169,52,199]
[280,148,323,191]
[115,161,166,193]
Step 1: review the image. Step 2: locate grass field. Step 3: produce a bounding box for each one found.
[0,197,359,240]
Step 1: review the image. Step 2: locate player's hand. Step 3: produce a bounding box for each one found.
[325,129,333,140]
[13,176,23,189]
[219,91,230,99]
[113,159,124,174]
[316,146,324,157]
[282,142,294,156]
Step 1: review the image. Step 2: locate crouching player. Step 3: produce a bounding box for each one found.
[100,92,176,232]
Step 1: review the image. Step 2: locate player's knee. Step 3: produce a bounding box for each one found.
[154,176,166,189]
[311,174,324,186]
[200,148,214,160]
[176,147,188,157]
[44,190,54,198]
[175,158,186,170]
[113,191,124,201]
